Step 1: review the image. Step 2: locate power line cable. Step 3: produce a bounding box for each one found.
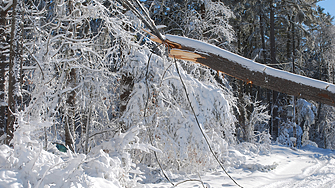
[174,58,243,188]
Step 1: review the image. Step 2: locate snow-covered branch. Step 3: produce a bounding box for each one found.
[1,0,13,12]
[153,34,335,106]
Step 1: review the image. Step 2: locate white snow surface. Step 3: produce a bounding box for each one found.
[166,34,335,93]
[1,143,335,188]
[147,144,335,188]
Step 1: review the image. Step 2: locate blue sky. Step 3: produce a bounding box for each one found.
[317,0,335,19]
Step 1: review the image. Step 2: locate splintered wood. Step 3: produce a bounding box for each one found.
[169,49,204,62]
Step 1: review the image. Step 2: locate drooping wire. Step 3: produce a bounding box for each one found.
[144,53,175,187]
[123,0,243,186]
[173,57,244,188]
[144,53,207,187]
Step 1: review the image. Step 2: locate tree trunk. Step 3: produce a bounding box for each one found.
[292,21,295,74]
[64,115,74,152]
[64,0,76,152]
[237,80,246,141]
[0,6,9,138]
[287,19,291,61]
[313,102,322,138]
[6,0,19,145]
[272,91,279,138]
[18,7,24,111]
[270,1,275,66]
[85,105,92,154]
[260,13,266,63]
[120,74,134,113]
[292,20,298,143]
[151,33,335,107]
[65,68,76,152]
[269,0,279,139]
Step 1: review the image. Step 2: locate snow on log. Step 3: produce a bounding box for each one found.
[155,34,335,106]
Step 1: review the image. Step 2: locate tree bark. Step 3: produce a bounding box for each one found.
[151,34,335,107]
[64,115,74,152]
[260,13,266,63]
[65,68,76,152]
[237,80,246,141]
[64,0,76,152]
[269,1,279,139]
[0,5,9,138]
[6,0,19,145]
[120,74,134,113]
[85,105,92,154]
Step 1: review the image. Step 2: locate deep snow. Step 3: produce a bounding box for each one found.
[1,143,334,188]
[146,144,335,188]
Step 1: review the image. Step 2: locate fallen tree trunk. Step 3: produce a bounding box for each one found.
[152,34,335,107]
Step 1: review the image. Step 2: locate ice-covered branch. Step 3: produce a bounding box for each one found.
[1,0,13,12]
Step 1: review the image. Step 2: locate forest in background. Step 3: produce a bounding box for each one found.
[0,0,335,187]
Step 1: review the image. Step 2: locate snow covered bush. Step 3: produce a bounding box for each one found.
[0,112,150,188]
[315,105,335,150]
[296,99,316,145]
[234,93,271,154]
[119,45,238,174]
[244,95,270,143]
[0,1,153,187]
[277,99,317,148]
[277,120,303,148]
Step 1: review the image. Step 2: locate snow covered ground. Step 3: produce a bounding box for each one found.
[0,143,334,188]
[146,144,335,188]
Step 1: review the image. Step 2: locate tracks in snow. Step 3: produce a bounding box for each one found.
[263,156,335,188]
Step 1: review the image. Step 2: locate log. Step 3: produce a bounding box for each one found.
[152,34,335,107]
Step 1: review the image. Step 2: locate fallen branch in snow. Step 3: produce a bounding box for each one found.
[150,34,335,107]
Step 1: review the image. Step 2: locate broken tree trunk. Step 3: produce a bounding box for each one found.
[151,34,335,107]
